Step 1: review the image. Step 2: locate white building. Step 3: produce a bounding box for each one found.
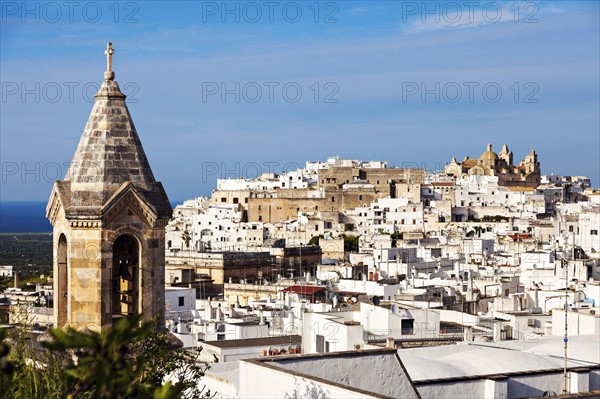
[0,265,13,277]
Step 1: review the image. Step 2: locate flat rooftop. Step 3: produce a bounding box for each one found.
[400,335,600,383]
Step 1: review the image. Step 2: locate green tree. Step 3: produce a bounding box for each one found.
[2,322,71,399]
[1,316,210,399]
[129,319,209,398]
[339,234,359,252]
[307,235,323,246]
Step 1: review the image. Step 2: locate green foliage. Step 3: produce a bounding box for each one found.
[0,316,210,399]
[129,319,210,399]
[390,232,403,248]
[307,235,323,246]
[44,315,168,399]
[481,215,509,222]
[0,329,15,392]
[338,234,359,252]
[0,234,53,272]
[2,325,71,399]
[0,276,11,293]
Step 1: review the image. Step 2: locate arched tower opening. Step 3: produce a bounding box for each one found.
[57,234,68,326]
[112,234,140,324]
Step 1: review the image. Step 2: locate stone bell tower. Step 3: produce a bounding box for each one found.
[46,43,172,330]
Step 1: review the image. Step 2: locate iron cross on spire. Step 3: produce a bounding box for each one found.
[105,42,115,72]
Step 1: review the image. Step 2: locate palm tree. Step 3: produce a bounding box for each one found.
[181,230,191,250]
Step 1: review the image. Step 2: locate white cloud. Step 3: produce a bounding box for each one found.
[402,3,522,34]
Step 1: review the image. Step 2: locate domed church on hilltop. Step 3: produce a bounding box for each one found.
[444,143,541,187]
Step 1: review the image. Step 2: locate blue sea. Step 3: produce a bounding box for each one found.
[0,202,52,233]
[0,201,182,233]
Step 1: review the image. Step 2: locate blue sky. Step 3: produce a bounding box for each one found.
[1,0,599,202]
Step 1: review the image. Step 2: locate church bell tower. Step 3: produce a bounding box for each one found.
[46,43,172,330]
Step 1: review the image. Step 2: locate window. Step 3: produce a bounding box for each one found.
[316,335,325,353]
[569,226,574,232]
[178,297,185,306]
[401,319,414,335]
[359,195,363,201]
[221,197,226,203]
[233,197,239,204]
[331,197,335,202]
[258,216,262,221]
[592,230,598,235]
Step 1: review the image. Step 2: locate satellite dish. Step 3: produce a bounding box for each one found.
[391,304,399,315]
[372,296,381,306]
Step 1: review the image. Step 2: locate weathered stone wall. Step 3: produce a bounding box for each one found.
[211,189,252,209]
[248,197,325,223]
[317,167,424,192]
[165,251,275,295]
[246,187,380,223]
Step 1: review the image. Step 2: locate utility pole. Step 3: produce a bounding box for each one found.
[563,234,573,395]
[563,254,568,395]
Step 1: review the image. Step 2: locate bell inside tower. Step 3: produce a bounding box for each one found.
[112,234,140,323]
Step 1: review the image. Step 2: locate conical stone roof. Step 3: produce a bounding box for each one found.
[55,45,171,221]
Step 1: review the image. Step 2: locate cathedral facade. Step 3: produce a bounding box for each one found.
[444,144,541,187]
